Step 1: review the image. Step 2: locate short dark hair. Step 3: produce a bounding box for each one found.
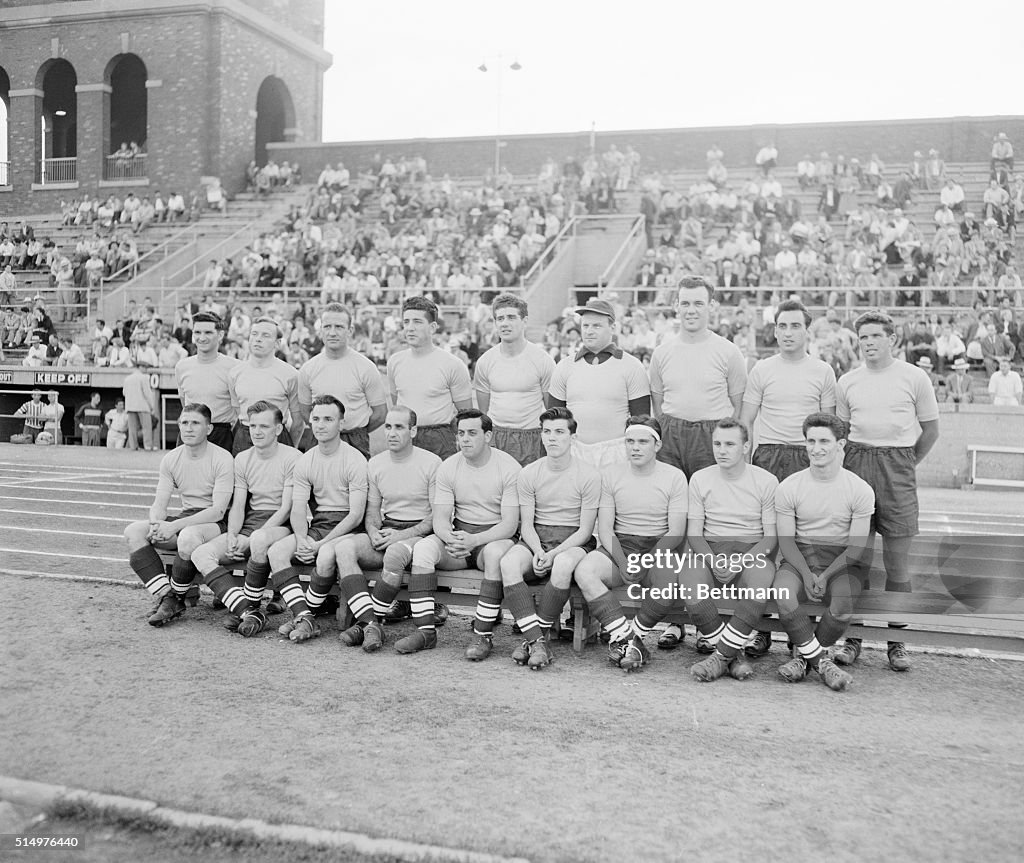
[775,299,811,328]
[456,407,492,433]
[322,302,352,326]
[389,404,418,428]
[402,295,438,323]
[677,275,715,304]
[180,402,212,423]
[252,316,281,338]
[624,414,662,437]
[311,394,345,418]
[491,293,528,319]
[192,311,223,330]
[714,417,748,444]
[854,309,895,336]
[802,412,849,442]
[539,406,577,434]
[247,399,284,425]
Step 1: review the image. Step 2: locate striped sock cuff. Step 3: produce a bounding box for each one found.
[780,610,816,646]
[340,573,370,601]
[409,595,435,630]
[129,546,165,588]
[221,585,250,615]
[537,585,570,628]
[245,559,272,591]
[347,592,375,625]
[588,590,626,631]
[371,576,401,616]
[205,566,240,603]
[502,581,536,625]
[796,637,824,664]
[699,622,725,642]
[305,587,330,610]
[717,622,750,658]
[171,555,196,591]
[631,617,656,637]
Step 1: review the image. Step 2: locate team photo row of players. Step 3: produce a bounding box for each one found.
[127,401,886,693]
[143,281,938,691]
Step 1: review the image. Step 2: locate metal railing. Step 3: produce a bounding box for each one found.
[104,154,148,181]
[519,217,578,287]
[100,225,199,289]
[36,157,77,184]
[597,214,646,288]
[0,161,9,186]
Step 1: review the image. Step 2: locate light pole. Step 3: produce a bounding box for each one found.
[477,55,521,181]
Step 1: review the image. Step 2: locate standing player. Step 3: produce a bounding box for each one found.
[297,303,386,458]
[310,406,440,652]
[491,407,601,668]
[682,419,779,681]
[571,416,688,672]
[738,298,837,657]
[773,413,875,691]
[548,297,650,467]
[174,312,237,451]
[266,396,368,643]
[228,317,302,453]
[387,296,473,459]
[123,403,233,626]
[473,292,556,466]
[648,275,746,649]
[398,409,520,654]
[188,401,299,636]
[834,310,939,672]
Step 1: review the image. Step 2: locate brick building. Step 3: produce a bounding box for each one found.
[0,0,330,213]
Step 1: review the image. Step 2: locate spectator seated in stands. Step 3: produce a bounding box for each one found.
[991,132,1014,174]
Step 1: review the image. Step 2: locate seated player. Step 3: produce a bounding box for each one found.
[490,407,601,668]
[572,416,688,672]
[188,401,299,636]
[123,403,233,626]
[684,419,779,682]
[399,409,520,654]
[266,396,368,643]
[773,413,875,691]
[313,406,441,652]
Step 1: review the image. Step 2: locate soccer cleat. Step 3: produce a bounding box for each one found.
[338,623,365,647]
[382,599,412,623]
[434,603,449,627]
[817,657,853,691]
[148,593,186,627]
[285,612,321,643]
[695,634,717,654]
[211,596,226,610]
[362,620,385,653]
[691,651,732,682]
[394,629,437,654]
[729,653,755,681]
[465,634,493,662]
[183,585,201,607]
[832,637,862,666]
[265,592,286,615]
[887,642,911,672]
[745,631,772,658]
[237,609,268,638]
[222,613,242,632]
[607,638,628,667]
[657,623,684,650]
[778,656,808,683]
[512,640,531,665]
[527,637,553,670]
[619,634,650,673]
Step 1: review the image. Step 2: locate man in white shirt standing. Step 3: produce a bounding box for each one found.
[989,357,1023,406]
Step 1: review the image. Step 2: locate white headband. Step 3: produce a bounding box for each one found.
[625,424,661,442]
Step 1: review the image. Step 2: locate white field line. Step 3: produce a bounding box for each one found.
[0,568,139,585]
[0,547,124,562]
[0,525,123,539]
[0,495,148,509]
[0,508,133,523]
[3,485,155,497]
[0,460,159,474]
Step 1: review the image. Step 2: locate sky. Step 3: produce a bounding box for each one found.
[322,0,1021,144]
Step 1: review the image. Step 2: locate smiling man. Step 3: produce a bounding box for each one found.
[492,407,601,668]
[123,403,234,626]
[297,303,386,458]
[189,401,299,636]
[548,297,650,467]
[266,395,368,643]
[773,413,874,691]
[399,409,520,655]
[387,296,473,460]
[473,293,556,467]
[174,312,238,451]
[834,310,939,673]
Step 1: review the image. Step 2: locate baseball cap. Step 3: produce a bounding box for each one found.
[574,298,616,321]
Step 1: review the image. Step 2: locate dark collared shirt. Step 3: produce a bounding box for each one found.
[574,344,623,365]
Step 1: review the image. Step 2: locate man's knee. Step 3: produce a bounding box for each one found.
[268,538,295,569]
[549,552,580,588]
[176,526,206,557]
[124,520,150,547]
[382,540,414,574]
[411,536,442,570]
[191,541,220,574]
[480,540,511,571]
[248,529,273,559]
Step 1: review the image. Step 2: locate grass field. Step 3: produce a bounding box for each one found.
[1,445,1023,862]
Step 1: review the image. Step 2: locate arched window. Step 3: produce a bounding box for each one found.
[37,59,77,184]
[255,76,295,167]
[105,53,148,179]
[0,66,9,186]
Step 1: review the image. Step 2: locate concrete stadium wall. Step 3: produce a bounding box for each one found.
[271,115,1024,181]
